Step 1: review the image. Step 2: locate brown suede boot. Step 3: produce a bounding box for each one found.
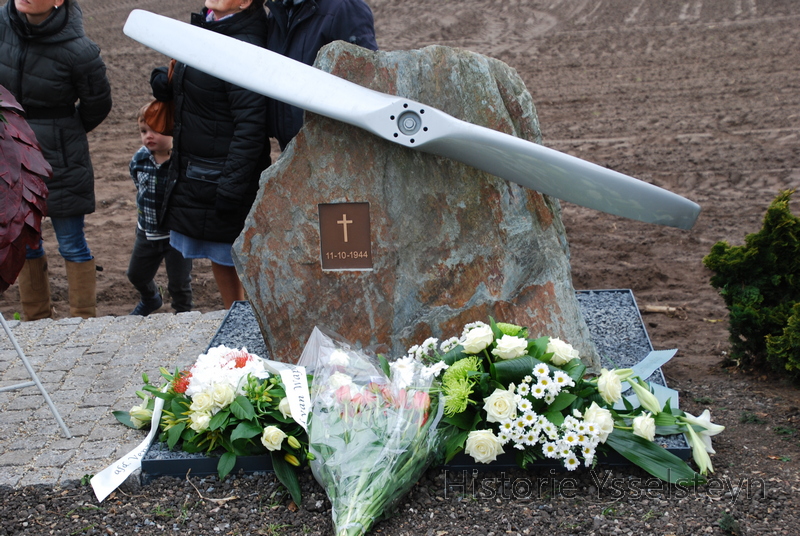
[65,259,97,319]
[17,256,53,321]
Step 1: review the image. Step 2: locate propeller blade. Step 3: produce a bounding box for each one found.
[123,9,700,229]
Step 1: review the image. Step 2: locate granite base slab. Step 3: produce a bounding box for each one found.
[141,289,690,482]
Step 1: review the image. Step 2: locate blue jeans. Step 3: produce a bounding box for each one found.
[26,216,93,263]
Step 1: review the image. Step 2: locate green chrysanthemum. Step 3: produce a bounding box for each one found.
[496,322,525,337]
[442,356,481,417]
[443,377,473,416]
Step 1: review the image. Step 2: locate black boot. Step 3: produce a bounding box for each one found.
[130,292,163,316]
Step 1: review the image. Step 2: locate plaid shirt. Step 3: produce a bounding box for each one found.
[129,146,170,240]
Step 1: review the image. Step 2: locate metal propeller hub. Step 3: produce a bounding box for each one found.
[397,110,421,135]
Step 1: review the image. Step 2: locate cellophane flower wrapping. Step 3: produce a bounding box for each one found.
[299,328,445,536]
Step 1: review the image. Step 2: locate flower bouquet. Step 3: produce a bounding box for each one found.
[115,345,310,503]
[408,318,723,484]
[299,328,448,536]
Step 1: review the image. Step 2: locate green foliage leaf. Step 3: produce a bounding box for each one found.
[605,428,705,485]
[112,410,139,429]
[230,420,263,442]
[547,392,577,413]
[217,451,236,480]
[378,353,391,378]
[493,355,544,386]
[209,409,230,431]
[167,422,185,449]
[231,396,256,421]
[271,451,302,505]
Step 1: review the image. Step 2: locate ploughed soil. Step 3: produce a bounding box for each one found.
[2,0,800,535]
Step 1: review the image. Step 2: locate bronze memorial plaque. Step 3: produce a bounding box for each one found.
[318,202,373,270]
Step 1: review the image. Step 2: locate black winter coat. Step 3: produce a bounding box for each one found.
[265,0,377,149]
[151,7,271,244]
[0,0,112,218]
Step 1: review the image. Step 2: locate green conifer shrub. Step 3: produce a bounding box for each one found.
[702,190,800,376]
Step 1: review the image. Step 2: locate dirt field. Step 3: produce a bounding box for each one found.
[2,1,800,533]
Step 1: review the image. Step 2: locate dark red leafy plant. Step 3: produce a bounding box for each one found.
[0,84,50,292]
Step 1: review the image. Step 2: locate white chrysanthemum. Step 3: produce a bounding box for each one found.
[533,363,549,378]
[564,454,580,471]
[416,337,439,359]
[516,383,530,397]
[517,398,533,413]
[523,375,533,384]
[520,410,537,425]
[421,361,449,380]
[497,431,511,445]
[523,432,539,446]
[499,420,515,433]
[562,416,580,430]
[390,355,418,389]
[530,384,546,399]
[440,337,460,353]
[543,441,559,458]
[544,392,556,404]
[552,370,574,388]
[513,418,527,431]
[564,432,579,446]
[542,421,558,440]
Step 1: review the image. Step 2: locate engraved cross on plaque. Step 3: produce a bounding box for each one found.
[337,214,353,243]
[319,203,373,271]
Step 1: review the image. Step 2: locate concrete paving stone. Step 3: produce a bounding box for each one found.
[0,465,25,487]
[48,435,86,450]
[6,393,47,411]
[38,325,81,346]
[35,449,77,468]
[79,440,120,460]
[68,406,114,422]
[90,373,130,393]
[80,351,118,367]
[0,449,40,466]
[19,466,64,487]
[44,388,84,406]
[0,409,28,425]
[0,363,31,381]
[43,347,89,370]
[87,422,131,443]
[80,392,121,408]
[59,421,93,438]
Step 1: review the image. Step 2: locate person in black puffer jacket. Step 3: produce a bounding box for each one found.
[150,0,271,309]
[0,0,112,321]
[265,0,378,150]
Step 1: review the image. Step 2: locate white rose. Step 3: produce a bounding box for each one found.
[597,368,622,404]
[583,401,614,443]
[189,411,211,432]
[328,372,354,390]
[461,325,494,354]
[278,397,292,419]
[632,413,656,442]
[483,388,517,423]
[261,425,287,451]
[211,383,236,408]
[491,335,528,360]
[464,430,504,463]
[328,349,350,367]
[546,338,579,366]
[190,391,215,413]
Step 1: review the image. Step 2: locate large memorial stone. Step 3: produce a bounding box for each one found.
[233,43,600,370]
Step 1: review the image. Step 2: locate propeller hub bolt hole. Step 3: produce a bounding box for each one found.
[397,111,421,136]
